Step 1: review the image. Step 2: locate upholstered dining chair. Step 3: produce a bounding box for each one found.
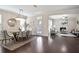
[0,31,5,45]
[22,31,27,40]
[26,30,32,39]
[17,31,27,41]
[2,30,14,45]
[17,30,23,41]
[17,30,31,41]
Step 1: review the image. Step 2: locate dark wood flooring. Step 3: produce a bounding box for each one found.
[0,36,79,53]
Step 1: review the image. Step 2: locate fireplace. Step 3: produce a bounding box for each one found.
[60,27,67,34]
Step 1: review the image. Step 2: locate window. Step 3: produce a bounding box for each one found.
[39,20,42,25]
[37,16,42,25]
[36,16,42,34]
[37,16,42,20]
[16,18,25,31]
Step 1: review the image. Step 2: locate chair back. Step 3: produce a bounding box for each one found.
[22,31,26,37]
[3,30,12,39]
[0,31,4,40]
[18,31,23,37]
[3,30,7,39]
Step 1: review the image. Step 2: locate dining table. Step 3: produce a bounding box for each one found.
[10,31,19,41]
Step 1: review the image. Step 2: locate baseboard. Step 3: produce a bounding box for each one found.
[31,34,48,37]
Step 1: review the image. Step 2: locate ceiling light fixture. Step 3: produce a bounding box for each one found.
[17,8,23,18]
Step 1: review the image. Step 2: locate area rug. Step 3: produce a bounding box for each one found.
[57,33,76,37]
[1,39,34,51]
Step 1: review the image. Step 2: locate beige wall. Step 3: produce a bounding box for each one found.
[42,14,48,36]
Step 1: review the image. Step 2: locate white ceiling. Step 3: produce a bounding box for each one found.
[0,5,79,17]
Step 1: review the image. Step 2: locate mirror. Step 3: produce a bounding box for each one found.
[8,18,17,27]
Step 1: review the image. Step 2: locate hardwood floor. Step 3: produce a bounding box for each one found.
[0,36,79,53]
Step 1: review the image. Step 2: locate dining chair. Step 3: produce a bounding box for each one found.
[17,31,27,40]
[22,31,27,40]
[2,30,14,45]
[0,31,5,45]
[26,30,32,39]
[17,30,31,41]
